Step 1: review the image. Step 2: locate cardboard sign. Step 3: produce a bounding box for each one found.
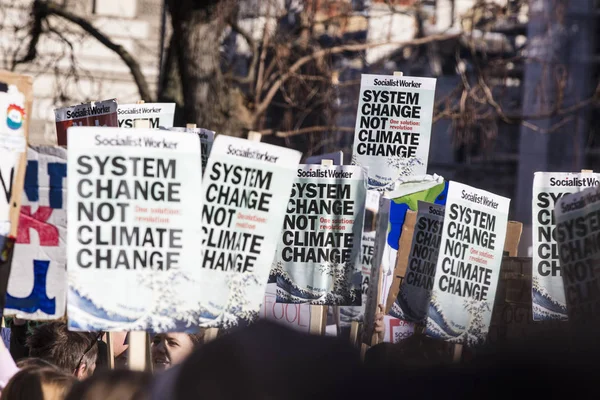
[272,165,367,305]
[425,182,510,346]
[170,127,215,174]
[362,177,447,343]
[531,172,599,320]
[554,186,600,324]
[260,283,311,333]
[351,74,437,190]
[5,146,67,319]
[390,201,444,323]
[118,103,176,129]
[488,257,567,345]
[197,136,301,328]
[67,127,203,332]
[54,99,118,146]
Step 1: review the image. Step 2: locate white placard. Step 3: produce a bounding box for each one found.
[117,103,176,129]
[67,126,203,332]
[352,74,437,190]
[425,182,510,345]
[532,172,600,320]
[197,136,301,328]
[5,146,67,319]
[554,186,600,324]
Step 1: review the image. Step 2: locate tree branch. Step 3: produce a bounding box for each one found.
[253,32,461,120]
[38,0,153,101]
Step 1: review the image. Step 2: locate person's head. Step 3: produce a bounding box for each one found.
[1,367,76,400]
[27,322,100,379]
[64,369,151,400]
[16,357,59,370]
[151,331,204,371]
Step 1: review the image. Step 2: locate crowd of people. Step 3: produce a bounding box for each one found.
[0,307,386,400]
[0,309,600,399]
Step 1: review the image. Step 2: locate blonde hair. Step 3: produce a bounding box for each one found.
[1,366,76,400]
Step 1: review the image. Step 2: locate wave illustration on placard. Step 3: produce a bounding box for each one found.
[532,277,568,320]
[390,289,425,323]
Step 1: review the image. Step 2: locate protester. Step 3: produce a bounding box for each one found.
[0,338,18,395]
[0,367,76,400]
[17,357,59,370]
[26,322,99,379]
[150,331,204,371]
[166,320,367,400]
[65,369,152,400]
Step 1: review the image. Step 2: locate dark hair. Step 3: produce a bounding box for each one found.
[26,322,99,374]
[64,369,152,400]
[0,366,76,400]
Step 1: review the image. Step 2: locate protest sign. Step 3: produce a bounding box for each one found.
[362,176,447,344]
[67,126,204,332]
[340,190,380,326]
[532,172,599,321]
[488,257,567,345]
[384,316,415,343]
[261,283,311,333]
[5,146,67,319]
[0,71,32,242]
[554,186,600,324]
[118,103,176,129]
[197,136,301,328]
[390,201,444,324]
[425,182,510,346]
[170,127,215,174]
[351,74,436,190]
[272,164,367,305]
[54,99,118,146]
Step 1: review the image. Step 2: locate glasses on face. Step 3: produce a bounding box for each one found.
[75,331,103,373]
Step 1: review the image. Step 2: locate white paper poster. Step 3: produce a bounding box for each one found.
[390,201,444,324]
[554,187,600,324]
[67,126,203,332]
[0,82,27,238]
[531,172,599,321]
[425,182,510,345]
[170,127,215,174]
[351,74,436,190]
[117,103,176,129]
[272,164,367,305]
[5,146,67,319]
[197,136,301,328]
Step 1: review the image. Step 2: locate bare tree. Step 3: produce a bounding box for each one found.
[3,0,598,155]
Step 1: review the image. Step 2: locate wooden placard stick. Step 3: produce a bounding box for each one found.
[349,321,360,346]
[104,332,115,369]
[582,169,593,173]
[204,328,219,343]
[393,71,404,77]
[127,103,151,371]
[186,123,197,129]
[370,267,383,346]
[248,130,262,142]
[452,343,463,363]
[309,159,335,335]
